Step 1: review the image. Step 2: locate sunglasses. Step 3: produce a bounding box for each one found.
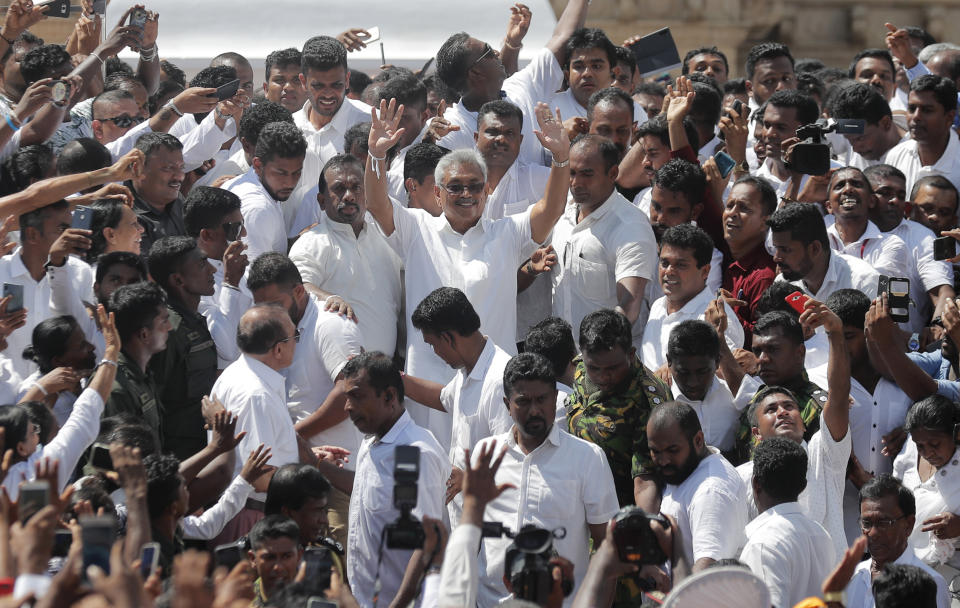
[471,43,494,68]
[222,220,244,242]
[442,182,485,196]
[97,114,145,128]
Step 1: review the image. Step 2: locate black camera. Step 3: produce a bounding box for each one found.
[485,523,571,606]
[612,506,669,565]
[385,445,424,550]
[789,118,865,175]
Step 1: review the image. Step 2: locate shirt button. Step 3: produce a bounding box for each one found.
[873,424,877,428]
[872,447,876,451]
[954,460,958,466]
[943,470,949,477]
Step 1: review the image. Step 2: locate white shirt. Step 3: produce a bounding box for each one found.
[347,410,448,608]
[640,286,744,370]
[474,424,619,608]
[737,413,852,561]
[210,354,300,501]
[887,219,955,333]
[483,161,551,220]
[826,218,910,278]
[283,296,362,459]
[289,185,322,238]
[845,548,950,608]
[290,97,372,228]
[894,442,960,566]
[549,189,658,336]
[632,186,652,215]
[288,214,402,355]
[886,128,960,195]
[661,447,749,566]
[168,111,239,172]
[0,249,53,379]
[47,256,104,359]
[181,474,253,540]
[193,140,247,189]
[739,502,836,608]
[438,48,564,166]
[0,357,20,405]
[225,168,288,261]
[198,259,251,370]
[674,376,744,452]
[437,523,482,608]
[2,387,103,501]
[778,251,881,302]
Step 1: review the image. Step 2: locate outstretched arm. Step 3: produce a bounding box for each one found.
[866,294,938,401]
[546,0,591,62]
[799,299,849,442]
[529,103,571,243]
[364,99,407,236]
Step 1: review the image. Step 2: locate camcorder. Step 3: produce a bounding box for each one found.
[612,506,671,591]
[385,445,424,550]
[789,118,866,175]
[483,522,571,606]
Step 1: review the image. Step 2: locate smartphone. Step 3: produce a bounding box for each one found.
[19,480,50,524]
[934,236,956,261]
[713,150,736,178]
[72,206,93,231]
[886,276,911,323]
[91,0,106,15]
[37,0,70,18]
[214,542,244,571]
[128,7,147,29]
[81,515,116,581]
[307,599,338,608]
[2,283,23,313]
[139,542,160,580]
[89,442,113,472]
[214,79,240,101]
[784,291,810,315]
[302,547,333,593]
[364,26,381,45]
[53,529,73,558]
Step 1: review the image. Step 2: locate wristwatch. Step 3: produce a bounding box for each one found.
[908,332,921,352]
[733,159,750,173]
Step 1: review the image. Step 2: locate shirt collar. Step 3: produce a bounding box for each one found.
[239,353,287,398]
[506,421,562,450]
[323,213,366,236]
[6,248,29,279]
[568,188,620,226]
[296,99,355,136]
[668,286,714,318]
[828,219,883,246]
[730,241,774,268]
[936,130,960,170]
[377,409,414,445]
[676,375,722,405]
[745,501,804,537]
[466,338,497,382]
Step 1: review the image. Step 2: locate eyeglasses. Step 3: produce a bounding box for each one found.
[96,114,145,128]
[276,328,301,346]
[31,423,40,435]
[471,43,494,68]
[858,515,907,531]
[441,182,485,196]
[222,220,244,242]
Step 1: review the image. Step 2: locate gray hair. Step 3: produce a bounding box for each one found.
[919,43,960,63]
[434,148,487,186]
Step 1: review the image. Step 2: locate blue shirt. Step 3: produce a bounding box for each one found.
[907,350,959,401]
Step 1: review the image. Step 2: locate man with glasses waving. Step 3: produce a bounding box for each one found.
[844,474,950,608]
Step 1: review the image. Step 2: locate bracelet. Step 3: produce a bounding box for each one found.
[90,51,104,65]
[368,149,386,162]
[31,381,48,397]
[139,46,157,62]
[551,157,569,168]
[823,591,845,603]
[214,106,228,121]
[503,40,522,50]
[163,100,184,117]
[525,260,535,274]
[99,358,118,368]
[0,31,15,45]
[4,113,19,132]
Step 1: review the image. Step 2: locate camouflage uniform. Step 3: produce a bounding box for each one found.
[731,372,828,464]
[566,354,672,508]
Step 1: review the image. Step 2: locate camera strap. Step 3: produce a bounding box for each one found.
[372,527,387,608]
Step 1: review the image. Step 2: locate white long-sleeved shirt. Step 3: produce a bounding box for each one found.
[181,475,253,540]
[436,523,482,608]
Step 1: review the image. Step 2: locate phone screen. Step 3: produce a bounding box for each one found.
[140,543,159,579]
[3,283,23,312]
[90,443,113,471]
[81,515,117,580]
[19,481,50,523]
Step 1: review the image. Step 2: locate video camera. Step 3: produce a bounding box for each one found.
[483,523,571,605]
[789,118,866,175]
[385,445,424,550]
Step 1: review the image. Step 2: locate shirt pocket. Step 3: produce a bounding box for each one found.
[571,257,612,302]
[456,414,480,451]
[537,480,578,522]
[362,477,393,513]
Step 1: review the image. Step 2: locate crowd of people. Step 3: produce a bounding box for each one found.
[1,0,960,606]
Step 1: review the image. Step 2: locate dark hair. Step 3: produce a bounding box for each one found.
[752,437,808,501]
[860,474,916,517]
[301,36,348,73]
[863,163,906,185]
[107,281,167,344]
[478,100,524,128]
[148,79,184,116]
[579,309,632,354]
[682,46,729,76]
[23,402,54,446]
[0,406,29,451]
[318,154,363,194]
[0,30,41,64]
[342,122,370,158]
[144,453,182,519]
[825,288,870,329]
[648,401,702,441]
[503,352,556,399]
[254,121,307,164]
[92,89,136,119]
[135,132,183,159]
[747,385,800,427]
[756,281,805,318]
[19,199,68,237]
[564,28,617,70]
[160,59,186,86]
[637,82,667,97]
[19,43,70,85]
[660,223,713,267]
[613,46,637,74]
[689,80,722,127]
[423,74,458,106]
[188,65,238,123]
[104,421,157,457]
[849,49,896,82]
[249,514,301,550]
[104,56,133,78]
[745,42,794,81]
[377,74,427,111]
[765,89,820,126]
[147,236,199,291]
[236,304,289,355]
[23,315,79,373]
[766,202,829,249]
[238,101,294,147]
[905,26,937,48]
[265,47,302,80]
[436,32,473,94]
[754,311,805,346]
[404,142,448,185]
[829,82,892,125]
[873,564,937,608]
[95,251,147,284]
[814,67,849,88]
[570,134,621,172]
[56,138,112,176]
[265,464,332,515]
[653,158,706,207]
[103,73,144,94]
[68,479,116,521]
[586,87,634,121]
[84,199,126,263]
[796,72,825,103]
[0,144,53,196]
[666,320,720,363]
[795,58,826,74]
[731,175,778,216]
[350,70,373,97]
[636,115,700,152]
[911,174,959,207]
[341,351,404,403]
[183,186,241,237]
[411,287,481,337]
[905,394,960,437]
[247,252,303,292]
[524,317,576,380]
[911,74,958,114]
[722,78,747,95]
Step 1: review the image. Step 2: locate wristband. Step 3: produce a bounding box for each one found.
[823,591,845,603]
[31,381,48,397]
[90,51,104,65]
[163,100,184,117]
[368,149,386,162]
[551,157,569,168]
[503,40,522,50]
[99,358,118,368]
[4,113,19,132]
[214,106,228,121]
[0,31,15,45]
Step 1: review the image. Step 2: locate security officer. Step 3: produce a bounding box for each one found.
[146,237,219,461]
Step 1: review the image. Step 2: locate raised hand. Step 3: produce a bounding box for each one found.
[798,297,842,333]
[533,103,569,159]
[171,87,219,115]
[208,410,245,455]
[822,536,867,595]
[140,9,159,50]
[201,395,227,428]
[718,104,749,163]
[106,149,145,183]
[505,3,532,48]
[528,244,557,274]
[239,444,275,489]
[423,100,460,143]
[48,227,92,267]
[1,0,48,41]
[0,295,28,347]
[109,444,146,499]
[368,98,406,159]
[665,76,695,123]
[13,78,54,123]
[885,23,918,69]
[462,441,514,507]
[97,305,119,360]
[222,240,248,289]
[337,28,371,52]
[0,215,16,257]
[313,445,350,468]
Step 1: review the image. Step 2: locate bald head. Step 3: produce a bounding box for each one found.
[237,304,290,355]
